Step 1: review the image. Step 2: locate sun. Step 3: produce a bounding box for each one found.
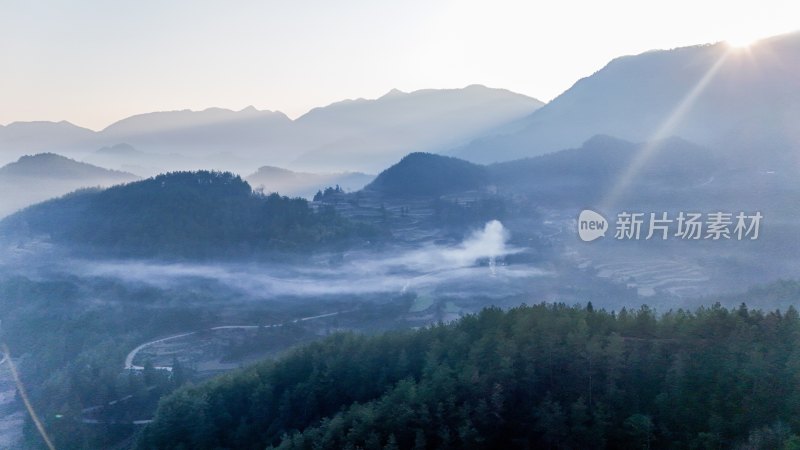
[725,33,761,49]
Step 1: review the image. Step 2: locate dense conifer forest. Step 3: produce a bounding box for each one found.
[139,296,800,449]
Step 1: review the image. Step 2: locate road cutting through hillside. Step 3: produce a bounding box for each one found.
[124,310,348,371]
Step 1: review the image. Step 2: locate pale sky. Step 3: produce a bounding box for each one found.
[1,0,798,130]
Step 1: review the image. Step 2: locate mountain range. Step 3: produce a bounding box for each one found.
[0,134,729,254]
[0,85,543,174]
[3,32,800,177]
[454,32,800,166]
[289,85,541,172]
[362,135,718,206]
[3,31,800,225]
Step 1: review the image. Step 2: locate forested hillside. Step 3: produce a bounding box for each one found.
[365,153,488,197]
[0,171,379,258]
[139,295,800,449]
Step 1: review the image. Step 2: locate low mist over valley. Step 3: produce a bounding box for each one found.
[2,24,800,450]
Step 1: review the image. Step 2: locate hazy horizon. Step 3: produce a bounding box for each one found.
[0,84,534,131]
[2,0,798,130]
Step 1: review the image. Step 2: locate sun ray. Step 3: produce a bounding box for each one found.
[599,47,734,211]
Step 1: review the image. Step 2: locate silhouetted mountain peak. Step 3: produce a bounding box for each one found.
[251,165,296,177]
[0,153,135,179]
[380,88,406,99]
[366,152,488,197]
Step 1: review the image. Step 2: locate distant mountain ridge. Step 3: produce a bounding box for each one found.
[246,166,374,199]
[0,153,139,218]
[83,143,188,177]
[0,121,95,162]
[364,135,720,207]
[292,85,541,172]
[486,135,719,207]
[0,152,134,179]
[454,32,800,166]
[5,31,800,176]
[0,85,543,174]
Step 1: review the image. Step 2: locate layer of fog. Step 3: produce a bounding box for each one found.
[70,220,548,299]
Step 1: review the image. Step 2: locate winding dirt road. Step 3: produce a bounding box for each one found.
[124,310,347,371]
